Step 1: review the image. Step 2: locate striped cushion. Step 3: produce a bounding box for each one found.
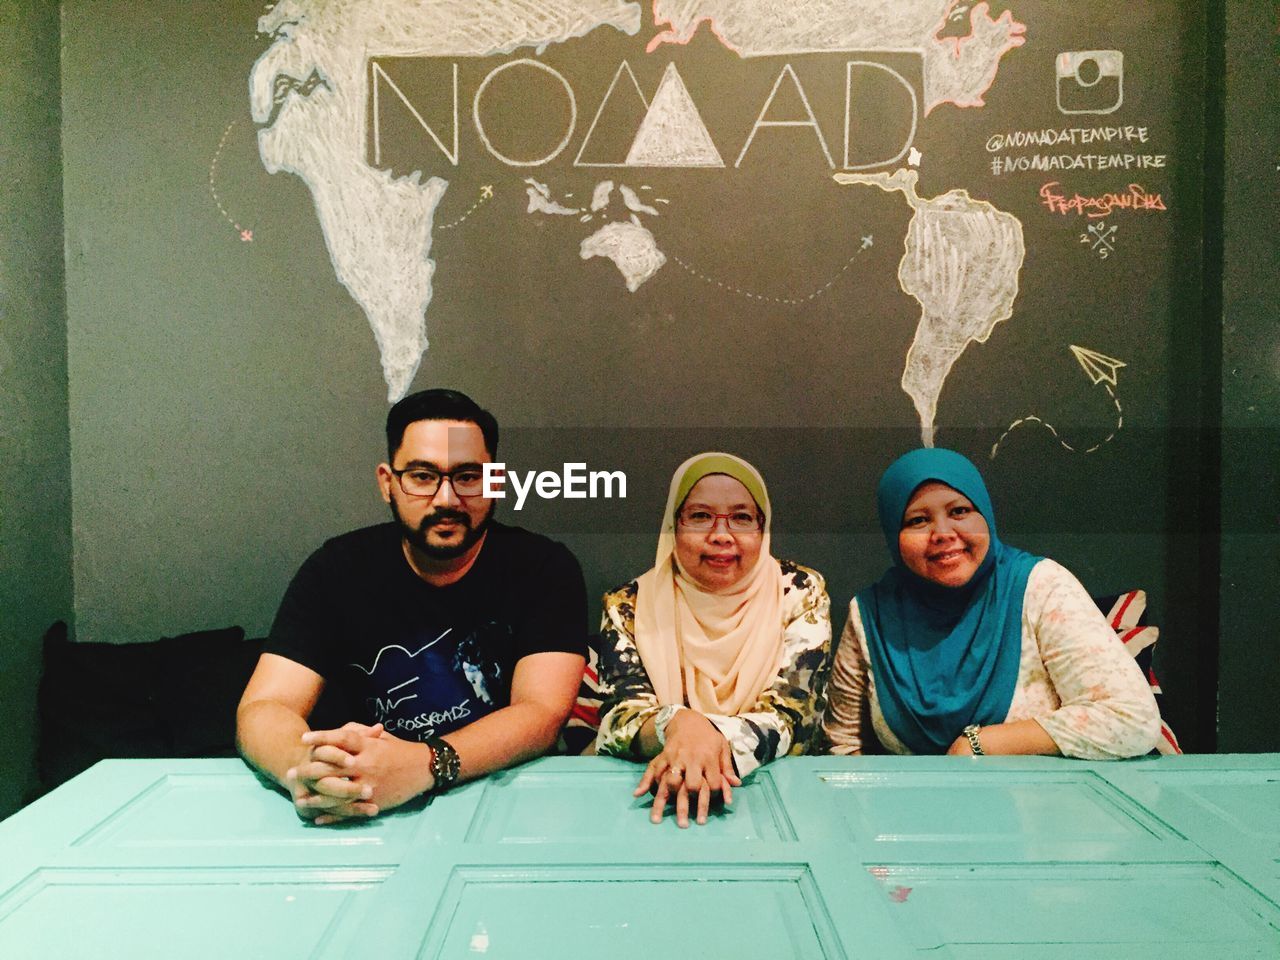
[1094,591,1181,755]
[559,640,604,755]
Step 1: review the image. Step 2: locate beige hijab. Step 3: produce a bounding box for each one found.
[633,453,785,716]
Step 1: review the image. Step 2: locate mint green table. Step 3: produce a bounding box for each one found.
[1,755,1277,958]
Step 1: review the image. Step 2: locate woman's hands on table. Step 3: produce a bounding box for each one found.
[634,710,741,828]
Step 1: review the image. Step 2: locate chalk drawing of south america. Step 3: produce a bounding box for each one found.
[250,1,642,400]
[835,169,1024,446]
[648,0,1025,113]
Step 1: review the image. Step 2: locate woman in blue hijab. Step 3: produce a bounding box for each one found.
[822,449,1160,758]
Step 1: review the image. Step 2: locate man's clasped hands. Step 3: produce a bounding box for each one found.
[286,722,434,826]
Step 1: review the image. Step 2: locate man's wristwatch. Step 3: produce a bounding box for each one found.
[962,724,985,756]
[425,736,461,798]
[653,704,683,746]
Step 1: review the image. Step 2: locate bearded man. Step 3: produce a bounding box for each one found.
[236,389,587,824]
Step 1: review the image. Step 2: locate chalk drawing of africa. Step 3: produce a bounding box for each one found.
[249,0,643,400]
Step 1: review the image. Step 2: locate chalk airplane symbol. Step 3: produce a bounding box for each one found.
[1070,344,1126,387]
[992,346,1127,460]
[481,184,493,199]
[861,235,874,249]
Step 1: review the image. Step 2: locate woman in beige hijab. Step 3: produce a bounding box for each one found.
[595,453,832,827]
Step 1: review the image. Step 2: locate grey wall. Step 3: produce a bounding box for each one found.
[1217,0,1279,752]
[59,5,378,645]
[0,0,74,819]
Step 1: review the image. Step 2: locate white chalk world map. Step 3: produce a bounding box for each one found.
[250,0,1026,444]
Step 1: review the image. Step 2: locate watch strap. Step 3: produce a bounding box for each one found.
[653,704,683,746]
[425,736,461,796]
[962,724,985,756]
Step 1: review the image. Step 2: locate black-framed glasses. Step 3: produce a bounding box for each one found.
[676,507,763,533]
[390,466,486,498]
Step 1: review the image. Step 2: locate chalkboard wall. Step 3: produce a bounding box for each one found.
[28,0,1266,772]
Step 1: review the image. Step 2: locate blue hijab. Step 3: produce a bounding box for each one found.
[856,449,1041,754]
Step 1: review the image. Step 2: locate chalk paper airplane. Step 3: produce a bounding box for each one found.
[626,63,724,167]
[1070,344,1126,387]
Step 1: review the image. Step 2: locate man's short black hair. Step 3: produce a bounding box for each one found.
[385,389,499,460]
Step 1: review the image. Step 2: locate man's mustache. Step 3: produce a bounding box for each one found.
[421,509,471,529]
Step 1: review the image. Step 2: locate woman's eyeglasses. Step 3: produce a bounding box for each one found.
[677,508,762,533]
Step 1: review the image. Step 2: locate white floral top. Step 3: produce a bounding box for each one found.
[595,561,833,778]
[821,559,1161,760]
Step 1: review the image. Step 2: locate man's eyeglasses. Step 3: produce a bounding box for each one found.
[676,508,762,533]
[391,466,486,498]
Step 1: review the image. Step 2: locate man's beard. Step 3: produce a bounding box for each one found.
[391,499,494,560]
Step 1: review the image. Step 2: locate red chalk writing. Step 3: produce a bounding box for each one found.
[1039,181,1168,218]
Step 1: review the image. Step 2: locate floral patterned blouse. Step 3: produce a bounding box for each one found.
[595,561,833,778]
[821,559,1161,760]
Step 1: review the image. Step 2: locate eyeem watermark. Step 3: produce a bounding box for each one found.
[483,462,626,510]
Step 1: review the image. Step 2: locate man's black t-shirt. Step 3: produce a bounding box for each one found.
[265,522,588,742]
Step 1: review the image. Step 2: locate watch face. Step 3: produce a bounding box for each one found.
[430,738,460,787]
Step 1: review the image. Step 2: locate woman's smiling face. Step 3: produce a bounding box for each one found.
[674,474,763,592]
[897,481,990,587]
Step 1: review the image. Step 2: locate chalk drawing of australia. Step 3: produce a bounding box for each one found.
[835,169,1025,446]
[523,175,669,292]
[249,1,643,401]
[648,0,1025,113]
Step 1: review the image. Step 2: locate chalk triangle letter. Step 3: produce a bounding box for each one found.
[625,63,724,168]
[575,62,650,167]
[736,63,835,169]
